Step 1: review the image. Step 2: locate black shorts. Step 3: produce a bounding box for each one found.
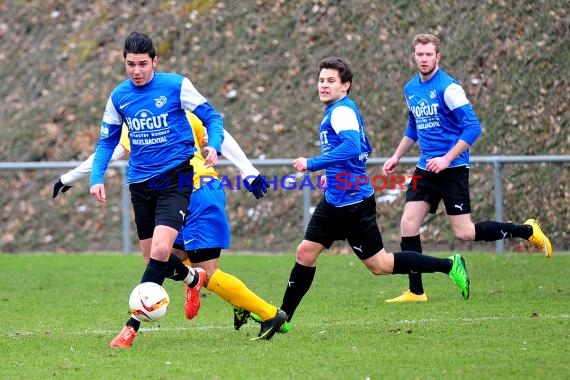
[304,195,384,260]
[184,248,222,264]
[171,242,222,264]
[405,166,471,215]
[130,160,194,240]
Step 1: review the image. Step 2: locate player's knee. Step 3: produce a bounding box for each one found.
[295,243,318,266]
[152,242,173,259]
[362,251,392,275]
[454,229,475,241]
[367,265,388,275]
[400,217,421,236]
[196,263,217,281]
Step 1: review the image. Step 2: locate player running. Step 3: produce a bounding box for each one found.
[383,34,552,303]
[54,111,285,343]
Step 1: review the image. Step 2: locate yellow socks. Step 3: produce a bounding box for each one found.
[206,269,277,320]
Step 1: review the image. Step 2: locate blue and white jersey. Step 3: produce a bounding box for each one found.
[404,68,481,169]
[90,72,224,185]
[307,96,374,207]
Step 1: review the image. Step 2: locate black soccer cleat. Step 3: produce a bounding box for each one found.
[233,307,251,330]
[250,309,287,341]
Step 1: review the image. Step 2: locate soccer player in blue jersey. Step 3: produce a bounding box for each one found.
[383,34,552,303]
[53,113,284,340]
[278,57,472,330]
[89,32,224,348]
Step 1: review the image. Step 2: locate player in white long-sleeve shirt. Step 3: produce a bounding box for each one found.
[54,111,284,340]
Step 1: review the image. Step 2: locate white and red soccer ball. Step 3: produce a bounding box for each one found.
[128,282,170,322]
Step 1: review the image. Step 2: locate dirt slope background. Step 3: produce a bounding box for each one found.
[0,0,568,253]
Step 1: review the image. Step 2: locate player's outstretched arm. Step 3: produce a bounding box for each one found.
[221,130,268,199]
[52,179,73,199]
[53,144,128,198]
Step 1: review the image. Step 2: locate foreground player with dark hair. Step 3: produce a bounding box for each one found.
[88,31,223,348]
[55,111,283,342]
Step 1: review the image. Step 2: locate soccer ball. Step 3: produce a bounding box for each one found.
[128,282,170,322]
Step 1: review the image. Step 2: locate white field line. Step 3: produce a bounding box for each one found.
[5,314,570,338]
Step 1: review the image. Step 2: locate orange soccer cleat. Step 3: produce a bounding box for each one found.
[109,325,137,348]
[185,267,207,320]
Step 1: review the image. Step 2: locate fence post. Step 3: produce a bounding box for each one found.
[120,164,132,254]
[1,156,568,253]
[303,174,311,231]
[493,160,504,253]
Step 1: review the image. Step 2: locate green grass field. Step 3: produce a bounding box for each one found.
[1,252,568,380]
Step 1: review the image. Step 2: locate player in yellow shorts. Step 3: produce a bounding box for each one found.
[53,112,285,340]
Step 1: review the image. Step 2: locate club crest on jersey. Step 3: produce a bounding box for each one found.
[155,96,167,108]
[430,90,436,99]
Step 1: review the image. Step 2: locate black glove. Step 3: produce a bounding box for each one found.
[52,179,72,198]
[244,174,269,199]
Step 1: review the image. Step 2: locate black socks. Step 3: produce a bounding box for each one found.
[402,235,424,295]
[165,254,190,281]
[393,251,452,275]
[280,262,316,322]
[474,221,532,241]
[140,258,168,285]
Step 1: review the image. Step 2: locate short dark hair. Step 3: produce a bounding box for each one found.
[318,57,353,93]
[123,32,156,59]
[319,57,353,84]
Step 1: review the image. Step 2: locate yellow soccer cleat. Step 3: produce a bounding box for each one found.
[385,289,428,303]
[524,219,552,258]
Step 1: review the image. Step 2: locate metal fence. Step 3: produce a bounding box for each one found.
[1,155,569,253]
